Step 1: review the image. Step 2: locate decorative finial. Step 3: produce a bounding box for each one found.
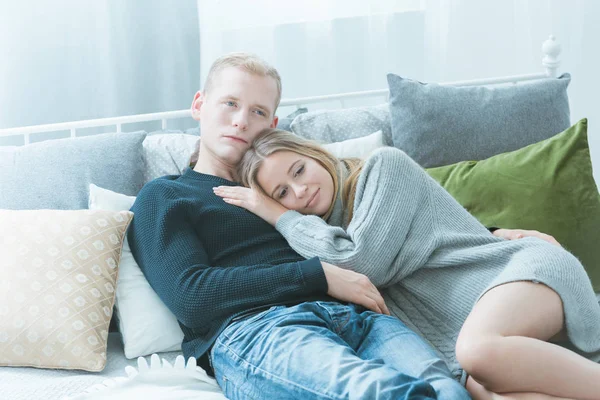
[542,35,561,77]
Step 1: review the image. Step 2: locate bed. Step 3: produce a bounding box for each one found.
[1,35,599,400]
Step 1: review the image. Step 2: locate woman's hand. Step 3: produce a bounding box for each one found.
[493,228,562,247]
[213,186,289,226]
[321,262,390,315]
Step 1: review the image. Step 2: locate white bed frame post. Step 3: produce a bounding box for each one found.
[542,35,561,78]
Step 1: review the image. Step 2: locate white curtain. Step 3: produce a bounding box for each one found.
[421,1,593,109]
[2,0,598,171]
[420,0,599,177]
[197,0,424,114]
[197,0,600,176]
[0,0,200,143]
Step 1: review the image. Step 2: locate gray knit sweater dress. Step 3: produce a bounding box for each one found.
[275,147,600,382]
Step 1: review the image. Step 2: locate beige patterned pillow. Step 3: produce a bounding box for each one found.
[0,209,133,371]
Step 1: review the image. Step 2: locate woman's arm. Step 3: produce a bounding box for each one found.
[274,147,433,287]
[213,185,288,226]
[214,148,422,287]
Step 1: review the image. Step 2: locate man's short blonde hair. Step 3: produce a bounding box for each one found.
[203,52,282,111]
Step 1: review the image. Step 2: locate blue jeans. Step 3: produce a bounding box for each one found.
[210,301,469,400]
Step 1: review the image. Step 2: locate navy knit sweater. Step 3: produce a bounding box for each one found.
[127,168,329,368]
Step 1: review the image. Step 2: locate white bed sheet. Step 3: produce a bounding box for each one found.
[2,297,598,400]
[0,333,183,400]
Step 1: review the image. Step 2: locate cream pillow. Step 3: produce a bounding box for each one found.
[0,209,132,371]
[322,130,386,159]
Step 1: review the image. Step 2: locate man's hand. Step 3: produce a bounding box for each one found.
[321,262,390,315]
[213,185,288,226]
[493,228,561,247]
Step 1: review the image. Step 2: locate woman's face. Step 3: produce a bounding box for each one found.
[256,150,335,216]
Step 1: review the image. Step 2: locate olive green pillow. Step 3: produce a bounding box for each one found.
[427,119,600,291]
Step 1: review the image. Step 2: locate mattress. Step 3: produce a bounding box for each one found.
[0,333,183,400]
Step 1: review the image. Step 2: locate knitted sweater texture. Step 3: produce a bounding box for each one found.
[128,168,328,365]
[276,147,600,379]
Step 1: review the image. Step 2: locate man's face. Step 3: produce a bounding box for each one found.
[192,66,279,167]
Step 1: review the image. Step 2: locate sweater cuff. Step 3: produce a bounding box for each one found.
[275,210,305,236]
[298,257,328,294]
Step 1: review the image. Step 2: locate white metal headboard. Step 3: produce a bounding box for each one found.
[0,35,562,146]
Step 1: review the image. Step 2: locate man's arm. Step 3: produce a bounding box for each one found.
[127,181,328,329]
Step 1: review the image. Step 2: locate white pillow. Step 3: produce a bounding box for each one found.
[88,184,184,358]
[322,130,386,159]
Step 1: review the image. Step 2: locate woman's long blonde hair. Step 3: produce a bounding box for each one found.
[238,128,363,223]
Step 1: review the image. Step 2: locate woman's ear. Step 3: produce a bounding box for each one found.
[191,91,203,121]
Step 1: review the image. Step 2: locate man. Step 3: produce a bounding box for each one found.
[128,52,557,400]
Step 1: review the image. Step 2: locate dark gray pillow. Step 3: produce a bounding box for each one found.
[0,131,147,210]
[387,73,571,167]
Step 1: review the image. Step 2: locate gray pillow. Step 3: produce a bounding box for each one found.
[148,126,201,136]
[0,132,147,210]
[290,104,392,145]
[387,73,571,167]
[277,107,308,131]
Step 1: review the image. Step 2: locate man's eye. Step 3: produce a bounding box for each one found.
[225,101,235,107]
[255,109,266,116]
[279,188,288,199]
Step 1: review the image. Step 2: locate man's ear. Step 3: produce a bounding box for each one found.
[191,91,203,121]
[270,115,279,129]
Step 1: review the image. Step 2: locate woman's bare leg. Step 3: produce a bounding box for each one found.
[456,281,600,399]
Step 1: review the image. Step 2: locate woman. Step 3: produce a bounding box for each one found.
[214,128,600,400]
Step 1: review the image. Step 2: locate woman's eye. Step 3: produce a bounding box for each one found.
[279,188,288,199]
[225,101,235,107]
[294,165,304,177]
